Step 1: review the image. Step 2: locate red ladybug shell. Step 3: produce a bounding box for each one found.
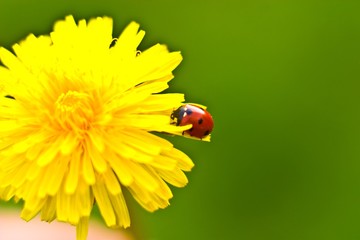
[171,104,214,139]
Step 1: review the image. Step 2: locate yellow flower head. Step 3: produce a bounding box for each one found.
[0,16,198,240]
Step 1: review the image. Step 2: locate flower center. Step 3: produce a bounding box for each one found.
[55,90,93,131]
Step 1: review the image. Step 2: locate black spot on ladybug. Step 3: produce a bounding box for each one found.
[185,108,193,115]
[109,38,117,48]
[198,118,203,124]
[5,95,15,100]
[204,130,210,136]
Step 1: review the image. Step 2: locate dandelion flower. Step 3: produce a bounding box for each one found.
[0,16,199,240]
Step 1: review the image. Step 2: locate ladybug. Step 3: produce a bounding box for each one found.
[171,104,214,139]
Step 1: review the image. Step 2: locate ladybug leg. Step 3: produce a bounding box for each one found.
[188,127,193,133]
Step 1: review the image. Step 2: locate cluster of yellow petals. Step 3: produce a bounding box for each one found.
[0,16,194,240]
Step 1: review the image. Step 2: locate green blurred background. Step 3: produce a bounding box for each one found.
[1,0,360,239]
